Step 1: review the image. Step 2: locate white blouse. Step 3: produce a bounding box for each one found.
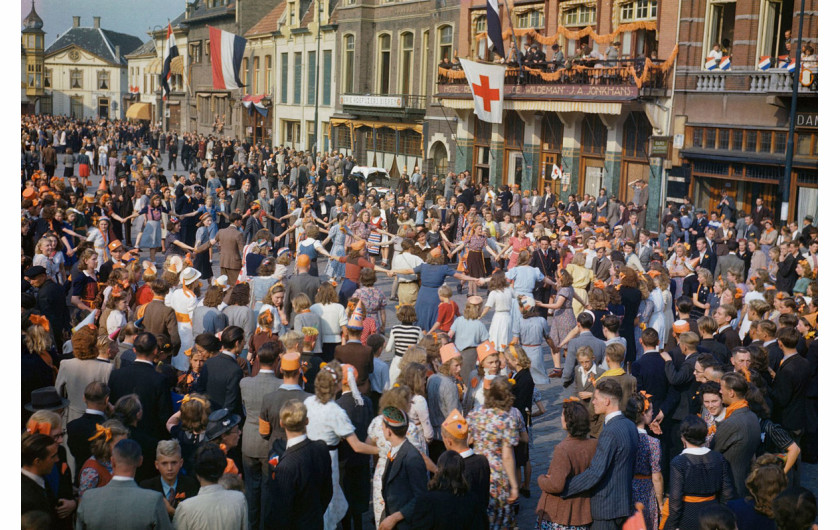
[304,396,356,446]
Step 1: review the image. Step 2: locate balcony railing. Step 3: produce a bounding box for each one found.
[686,69,817,94]
[338,93,427,110]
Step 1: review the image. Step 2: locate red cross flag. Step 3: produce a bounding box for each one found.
[550,164,562,180]
[460,59,505,124]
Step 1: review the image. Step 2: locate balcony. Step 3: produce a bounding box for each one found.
[338,93,428,119]
[682,69,817,95]
[437,59,671,103]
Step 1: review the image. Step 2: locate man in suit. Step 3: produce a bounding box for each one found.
[283,255,321,322]
[230,178,256,214]
[173,444,248,529]
[775,242,798,294]
[752,197,772,226]
[713,305,741,353]
[65,176,85,199]
[660,331,703,478]
[66,381,110,475]
[195,326,245,417]
[688,209,708,246]
[717,190,736,221]
[21,433,60,524]
[76,439,172,530]
[713,371,761,497]
[137,279,181,357]
[621,212,640,242]
[260,347,312,447]
[539,184,555,213]
[772,327,810,438]
[755,320,784,372]
[264,400,332,530]
[139,440,200,518]
[713,240,744,281]
[108,333,173,441]
[630,329,671,429]
[529,237,559,317]
[693,236,716,275]
[564,378,638,529]
[562,312,607,387]
[216,213,245,282]
[441,409,490,522]
[635,230,653,270]
[335,326,374,395]
[381,406,428,530]
[240,342,281,529]
[25,266,71,350]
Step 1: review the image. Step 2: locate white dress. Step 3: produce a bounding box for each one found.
[166,287,198,371]
[485,287,514,349]
[304,396,356,530]
[648,287,666,348]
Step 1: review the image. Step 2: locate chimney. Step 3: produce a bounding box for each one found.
[115,45,120,60]
[72,16,80,28]
[93,16,100,29]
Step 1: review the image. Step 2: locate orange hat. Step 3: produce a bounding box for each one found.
[593,279,606,290]
[280,352,301,371]
[297,254,310,268]
[441,409,468,439]
[108,240,124,252]
[351,240,366,251]
[251,200,261,210]
[686,257,701,272]
[672,320,690,334]
[22,188,36,200]
[440,343,461,364]
[477,341,497,364]
[39,185,51,194]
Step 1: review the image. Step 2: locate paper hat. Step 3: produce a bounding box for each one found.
[685,257,701,272]
[519,296,536,311]
[351,240,366,251]
[22,188,36,200]
[341,364,364,406]
[277,247,290,258]
[466,295,483,306]
[429,247,442,258]
[482,374,496,390]
[673,320,690,334]
[213,275,230,290]
[477,340,497,363]
[381,406,408,428]
[180,267,201,286]
[167,255,184,274]
[108,240,124,252]
[297,254,310,268]
[442,409,469,439]
[440,343,461,364]
[347,304,365,330]
[280,352,301,371]
[199,212,212,223]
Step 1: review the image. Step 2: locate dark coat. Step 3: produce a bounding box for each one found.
[383,440,429,528]
[108,361,173,441]
[771,353,810,432]
[264,438,333,530]
[334,342,374,395]
[195,353,244,416]
[462,452,491,518]
[37,279,71,347]
[775,254,797,294]
[712,407,761,497]
[409,490,486,530]
[22,473,55,523]
[66,412,106,475]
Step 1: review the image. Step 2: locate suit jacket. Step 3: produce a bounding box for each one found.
[771,353,810,432]
[139,474,200,513]
[67,411,106,475]
[283,274,321,322]
[196,353,244,416]
[383,440,428,528]
[76,478,172,530]
[712,407,761,497]
[529,248,559,281]
[635,243,652,270]
[631,351,672,416]
[764,341,784,373]
[22,473,55,522]
[264,438,333,530]
[714,253,745,282]
[462,452,491,518]
[410,490,486,530]
[564,413,638,520]
[693,248,716,276]
[230,188,255,215]
[216,225,245,270]
[37,279,71,347]
[240,371,281,458]
[562,332,607,387]
[138,299,181,356]
[108,361,173,441]
[664,352,700,421]
[715,326,741,356]
[775,254,797,294]
[334,342,373,395]
[260,386,312,447]
[752,205,772,226]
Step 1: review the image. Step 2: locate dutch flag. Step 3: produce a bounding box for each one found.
[786,60,797,72]
[161,23,179,100]
[486,0,505,59]
[778,55,790,69]
[758,56,771,70]
[705,57,718,70]
[208,25,246,90]
[719,56,731,70]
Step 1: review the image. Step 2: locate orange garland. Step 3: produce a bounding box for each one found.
[475,21,658,47]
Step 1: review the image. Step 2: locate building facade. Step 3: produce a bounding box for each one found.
[146,15,189,129]
[438,0,678,228]
[22,1,46,115]
[43,16,142,120]
[242,3,284,145]
[124,39,158,120]
[331,0,461,179]
[669,0,817,225]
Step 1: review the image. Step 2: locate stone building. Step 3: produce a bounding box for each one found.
[22,0,45,115]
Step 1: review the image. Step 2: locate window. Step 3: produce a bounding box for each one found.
[44,68,51,89]
[253,57,260,95]
[704,0,736,61]
[731,129,743,150]
[563,5,596,26]
[205,40,211,58]
[96,69,108,90]
[474,15,486,33]
[718,129,729,149]
[759,131,772,153]
[286,121,300,143]
[200,96,211,124]
[774,131,787,153]
[581,114,607,155]
[400,32,413,95]
[281,53,288,103]
[322,50,331,105]
[420,30,429,97]
[620,0,657,22]
[745,130,757,151]
[378,34,391,94]
[376,128,396,152]
[515,9,544,29]
[265,56,272,94]
[472,15,487,58]
[307,51,316,104]
[189,42,202,63]
[757,0,794,65]
[704,128,716,148]
[403,130,423,156]
[289,1,297,25]
[242,58,249,94]
[307,121,316,149]
[623,112,652,159]
[343,35,355,93]
[293,52,302,104]
[346,0,356,4]
[438,25,453,62]
[336,125,352,148]
[71,69,82,89]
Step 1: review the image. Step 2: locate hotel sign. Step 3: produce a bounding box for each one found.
[438,83,639,101]
[340,95,404,108]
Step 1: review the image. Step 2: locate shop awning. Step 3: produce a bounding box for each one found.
[170,56,184,75]
[438,98,623,115]
[329,118,423,134]
[146,58,162,74]
[125,102,152,121]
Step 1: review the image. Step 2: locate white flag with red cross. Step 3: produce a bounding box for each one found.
[460,59,505,124]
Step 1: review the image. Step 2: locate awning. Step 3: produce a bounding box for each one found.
[438,98,623,115]
[170,56,184,75]
[125,102,152,120]
[242,95,268,117]
[146,58,162,74]
[329,118,423,134]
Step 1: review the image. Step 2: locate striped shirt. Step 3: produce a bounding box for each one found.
[386,324,424,356]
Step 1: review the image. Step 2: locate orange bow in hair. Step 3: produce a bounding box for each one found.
[594,280,606,290]
[640,391,653,413]
[734,288,744,299]
[563,396,581,403]
[26,420,52,436]
[88,424,112,442]
[29,314,50,332]
[179,394,208,406]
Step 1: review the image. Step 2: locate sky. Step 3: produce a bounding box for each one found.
[21,0,185,47]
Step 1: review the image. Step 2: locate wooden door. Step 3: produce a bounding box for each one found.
[621,161,649,202]
[168,104,181,131]
[540,152,561,196]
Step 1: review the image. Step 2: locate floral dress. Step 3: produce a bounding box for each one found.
[367,415,428,528]
[356,285,387,334]
[348,221,371,255]
[633,429,662,530]
[467,407,519,529]
[550,286,577,346]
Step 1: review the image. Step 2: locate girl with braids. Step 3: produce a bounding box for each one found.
[626,392,664,530]
[304,361,379,529]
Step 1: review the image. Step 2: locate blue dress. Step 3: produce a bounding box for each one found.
[414,264,457,331]
[325,224,347,279]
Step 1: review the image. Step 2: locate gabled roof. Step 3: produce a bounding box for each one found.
[182,1,236,25]
[45,26,143,65]
[245,2,286,37]
[125,39,156,58]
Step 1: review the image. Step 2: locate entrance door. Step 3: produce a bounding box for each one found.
[540,152,561,196]
[98,98,109,119]
[582,159,605,198]
[70,96,83,119]
[168,104,181,131]
[621,162,649,202]
[507,151,524,187]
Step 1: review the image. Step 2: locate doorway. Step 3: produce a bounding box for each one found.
[98,98,109,119]
[506,151,524,187]
[581,158,604,197]
[540,152,562,196]
[70,96,83,119]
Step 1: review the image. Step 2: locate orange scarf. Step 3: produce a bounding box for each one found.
[724,399,748,420]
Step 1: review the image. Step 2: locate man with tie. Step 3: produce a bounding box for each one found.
[752,197,772,226]
[540,184,555,213]
[22,433,60,525]
[139,440,200,518]
[717,190,735,221]
[530,237,559,317]
[380,406,428,530]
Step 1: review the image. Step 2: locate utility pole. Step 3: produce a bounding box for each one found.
[312,0,322,153]
[781,0,807,223]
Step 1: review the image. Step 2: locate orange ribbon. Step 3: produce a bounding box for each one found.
[28,314,50,332]
[26,420,52,436]
[88,424,112,442]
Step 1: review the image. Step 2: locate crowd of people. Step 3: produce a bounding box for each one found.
[22,114,818,530]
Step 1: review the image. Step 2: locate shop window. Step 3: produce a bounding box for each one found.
[376,128,396,152]
[403,130,423,156]
[745,131,757,152]
[542,113,564,152]
[337,125,351,148]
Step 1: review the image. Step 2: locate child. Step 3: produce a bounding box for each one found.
[449,296,490,381]
[292,293,322,354]
[345,298,377,344]
[249,310,280,375]
[63,148,76,179]
[105,290,128,338]
[166,393,211,476]
[176,348,206,395]
[505,344,534,499]
[429,285,460,334]
[385,305,424,358]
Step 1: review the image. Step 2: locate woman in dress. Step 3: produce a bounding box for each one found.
[747,240,766,278]
[136,194,168,262]
[193,213,215,280]
[482,272,515,351]
[619,268,643,364]
[510,186,522,220]
[663,415,735,530]
[167,267,201,372]
[467,377,520,529]
[324,212,349,283]
[86,217,113,268]
[311,282,347,363]
[347,209,373,258]
[55,328,113,422]
[646,272,666,348]
[537,269,579,376]
[498,212,515,248]
[332,240,387,305]
[499,223,532,271]
[297,224,332,277]
[305,362,379,529]
[78,420,129,497]
[565,252,593,316]
[535,399,597,530]
[366,386,429,528]
[448,221,499,297]
[626,392,664,530]
[511,296,556,385]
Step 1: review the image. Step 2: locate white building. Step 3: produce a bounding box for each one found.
[44,16,142,120]
[125,39,157,121]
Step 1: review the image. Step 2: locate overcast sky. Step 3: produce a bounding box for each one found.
[22,0,185,47]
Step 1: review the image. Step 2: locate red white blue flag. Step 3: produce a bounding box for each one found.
[758,56,772,70]
[486,0,505,58]
[719,56,731,70]
[705,57,718,70]
[208,26,246,90]
[161,23,179,100]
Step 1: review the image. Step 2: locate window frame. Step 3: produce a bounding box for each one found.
[70,69,83,89]
[343,33,355,94]
[437,24,454,65]
[563,4,596,27]
[399,31,414,95]
[377,32,393,95]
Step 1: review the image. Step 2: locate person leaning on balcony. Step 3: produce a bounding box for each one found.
[708,43,723,65]
[802,45,817,68]
[606,41,620,65]
[550,44,565,72]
